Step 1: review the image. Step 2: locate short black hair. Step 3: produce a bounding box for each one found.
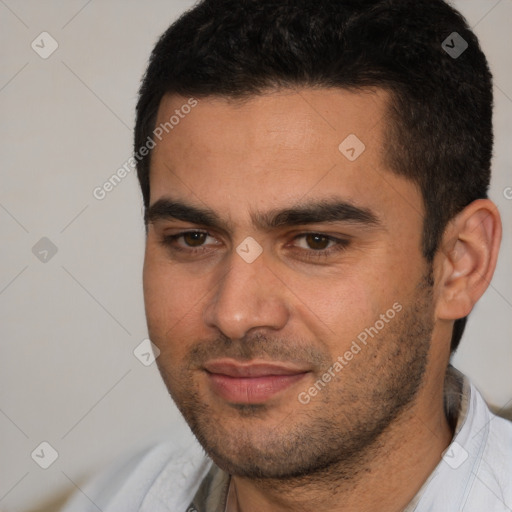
[135,0,493,353]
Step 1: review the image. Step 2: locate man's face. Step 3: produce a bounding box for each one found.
[143,88,436,478]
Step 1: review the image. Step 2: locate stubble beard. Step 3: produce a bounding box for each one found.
[156,272,435,484]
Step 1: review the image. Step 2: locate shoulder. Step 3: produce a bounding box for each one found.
[61,437,213,512]
[465,386,512,510]
[415,376,512,512]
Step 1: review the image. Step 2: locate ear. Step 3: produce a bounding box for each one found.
[435,199,502,321]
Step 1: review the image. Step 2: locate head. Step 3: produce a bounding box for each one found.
[137,0,501,480]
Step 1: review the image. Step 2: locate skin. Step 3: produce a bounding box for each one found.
[143,88,501,512]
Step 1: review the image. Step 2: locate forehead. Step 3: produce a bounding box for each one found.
[149,88,422,229]
[154,88,388,163]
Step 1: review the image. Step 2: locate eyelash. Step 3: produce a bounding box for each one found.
[159,230,351,260]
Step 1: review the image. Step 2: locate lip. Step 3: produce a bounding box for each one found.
[204,359,309,404]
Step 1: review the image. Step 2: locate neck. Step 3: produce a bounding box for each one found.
[228,375,453,512]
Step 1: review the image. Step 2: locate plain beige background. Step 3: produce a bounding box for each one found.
[0,1,511,510]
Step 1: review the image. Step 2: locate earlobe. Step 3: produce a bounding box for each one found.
[435,199,502,321]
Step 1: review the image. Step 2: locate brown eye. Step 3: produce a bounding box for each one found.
[304,233,331,250]
[183,232,207,247]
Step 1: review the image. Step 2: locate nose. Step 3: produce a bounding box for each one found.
[203,250,290,340]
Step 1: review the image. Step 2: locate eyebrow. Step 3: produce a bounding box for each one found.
[145,197,381,231]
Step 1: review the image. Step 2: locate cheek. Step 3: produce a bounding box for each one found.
[142,252,204,345]
[345,295,383,339]
[284,269,384,350]
[143,246,218,360]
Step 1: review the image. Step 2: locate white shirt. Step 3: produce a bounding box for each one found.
[61,368,512,511]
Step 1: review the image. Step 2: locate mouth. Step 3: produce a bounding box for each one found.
[203,359,310,404]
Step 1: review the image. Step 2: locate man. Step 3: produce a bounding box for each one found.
[63,0,511,510]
